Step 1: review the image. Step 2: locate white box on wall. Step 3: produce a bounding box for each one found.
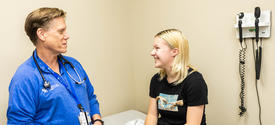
[235,10,271,38]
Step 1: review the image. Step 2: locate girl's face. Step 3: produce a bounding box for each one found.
[150,37,177,70]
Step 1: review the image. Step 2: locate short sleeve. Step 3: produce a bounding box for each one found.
[185,72,208,106]
[149,74,160,98]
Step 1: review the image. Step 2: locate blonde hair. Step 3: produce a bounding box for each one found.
[25,7,66,45]
[155,29,196,85]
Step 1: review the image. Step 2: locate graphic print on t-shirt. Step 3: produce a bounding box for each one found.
[157,93,179,112]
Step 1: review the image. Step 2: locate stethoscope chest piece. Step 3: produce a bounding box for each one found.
[43,81,51,89]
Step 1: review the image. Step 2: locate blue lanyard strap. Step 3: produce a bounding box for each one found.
[59,62,86,111]
[34,51,84,111]
[53,65,82,105]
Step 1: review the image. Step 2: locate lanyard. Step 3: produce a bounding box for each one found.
[34,51,84,111]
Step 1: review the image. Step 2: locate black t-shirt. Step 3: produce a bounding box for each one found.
[149,71,208,125]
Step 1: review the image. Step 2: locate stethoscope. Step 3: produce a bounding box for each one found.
[32,51,85,89]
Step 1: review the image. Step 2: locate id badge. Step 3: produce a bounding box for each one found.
[78,111,92,125]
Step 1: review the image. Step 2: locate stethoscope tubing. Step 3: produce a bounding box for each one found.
[32,51,85,89]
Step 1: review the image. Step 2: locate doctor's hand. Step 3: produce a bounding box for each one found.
[92,114,103,125]
[93,121,103,125]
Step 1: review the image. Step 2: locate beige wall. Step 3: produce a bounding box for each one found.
[131,0,275,125]
[1,0,275,125]
[0,0,134,124]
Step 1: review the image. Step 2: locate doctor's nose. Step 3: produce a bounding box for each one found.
[64,32,70,40]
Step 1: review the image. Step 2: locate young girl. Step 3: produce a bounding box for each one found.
[145,29,208,125]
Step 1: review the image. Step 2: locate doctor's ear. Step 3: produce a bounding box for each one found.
[36,28,47,41]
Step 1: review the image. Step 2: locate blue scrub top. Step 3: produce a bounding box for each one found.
[7,51,100,124]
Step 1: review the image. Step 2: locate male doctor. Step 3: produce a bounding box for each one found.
[7,7,103,125]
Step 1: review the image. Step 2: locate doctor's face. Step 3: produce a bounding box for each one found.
[43,17,70,54]
[150,37,175,70]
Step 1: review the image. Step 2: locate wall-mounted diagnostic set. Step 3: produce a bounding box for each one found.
[235,7,271,125]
